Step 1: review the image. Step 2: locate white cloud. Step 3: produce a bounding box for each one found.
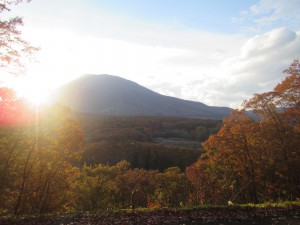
[240,28,297,58]
[8,0,245,97]
[149,28,300,109]
[234,0,300,32]
[250,0,300,22]
[2,0,299,110]
[218,28,300,107]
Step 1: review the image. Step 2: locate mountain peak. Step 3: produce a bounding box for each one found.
[53,74,231,119]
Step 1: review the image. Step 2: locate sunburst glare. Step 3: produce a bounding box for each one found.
[13,76,52,106]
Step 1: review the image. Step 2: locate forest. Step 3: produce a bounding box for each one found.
[0,1,299,220]
[0,60,299,215]
[76,114,221,170]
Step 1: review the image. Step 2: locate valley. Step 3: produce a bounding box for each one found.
[74,113,221,170]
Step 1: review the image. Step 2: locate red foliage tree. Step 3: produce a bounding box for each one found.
[0,88,34,126]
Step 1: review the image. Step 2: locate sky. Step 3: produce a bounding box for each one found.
[1,0,300,108]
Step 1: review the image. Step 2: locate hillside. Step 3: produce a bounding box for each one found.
[52,74,231,119]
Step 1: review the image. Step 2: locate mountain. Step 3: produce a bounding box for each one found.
[52,74,231,119]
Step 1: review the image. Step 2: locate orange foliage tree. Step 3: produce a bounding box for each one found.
[0,104,83,214]
[188,60,300,204]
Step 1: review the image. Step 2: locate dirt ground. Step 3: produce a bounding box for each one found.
[0,205,299,225]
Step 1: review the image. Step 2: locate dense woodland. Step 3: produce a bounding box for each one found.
[76,114,221,170]
[0,60,299,215]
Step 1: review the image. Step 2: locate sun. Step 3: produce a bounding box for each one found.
[18,87,50,105]
[13,76,52,106]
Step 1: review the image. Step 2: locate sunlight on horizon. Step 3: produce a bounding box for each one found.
[11,75,53,105]
[2,0,298,109]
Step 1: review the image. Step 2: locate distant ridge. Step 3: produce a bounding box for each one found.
[52,74,232,119]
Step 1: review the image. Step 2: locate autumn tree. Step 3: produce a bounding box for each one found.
[0,8,39,194]
[243,59,300,200]
[0,88,35,213]
[154,167,190,207]
[186,159,225,205]
[0,88,35,126]
[73,161,131,210]
[0,1,85,215]
[0,0,38,73]
[203,110,262,203]
[74,164,115,210]
[192,60,300,204]
[0,104,83,214]
[0,0,38,125]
